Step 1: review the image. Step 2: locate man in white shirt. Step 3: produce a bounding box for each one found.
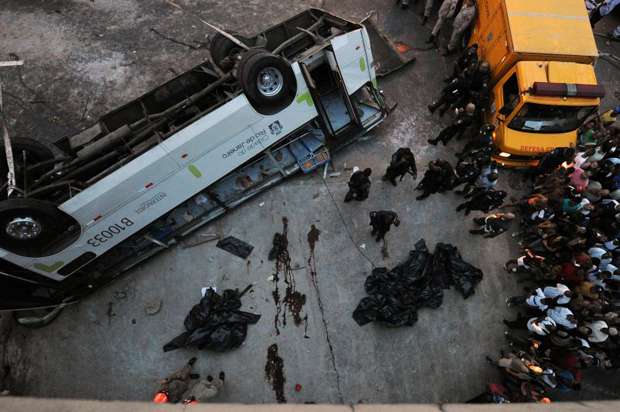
[527,316,557,336]
[547,306,577,330]
[542,283,572,305]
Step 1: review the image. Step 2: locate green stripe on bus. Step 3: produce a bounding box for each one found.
[359,57,366,72]
[35,261,64,273]
[188,164,202,178]
[296,91,314,106]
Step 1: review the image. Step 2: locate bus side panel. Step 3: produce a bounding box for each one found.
[331,29,374,95]
[2,65,319,279]
[59,146,180,225]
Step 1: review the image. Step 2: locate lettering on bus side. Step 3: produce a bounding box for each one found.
[86,217,134,247]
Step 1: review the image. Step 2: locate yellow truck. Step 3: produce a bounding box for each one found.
[470,0,605,167]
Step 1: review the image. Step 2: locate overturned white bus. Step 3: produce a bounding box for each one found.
[0,9,389,325]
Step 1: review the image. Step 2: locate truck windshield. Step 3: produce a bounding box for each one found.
[508,103,596,134]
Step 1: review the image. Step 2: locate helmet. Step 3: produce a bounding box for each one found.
[465,103,476,114]
[479,61,490,73]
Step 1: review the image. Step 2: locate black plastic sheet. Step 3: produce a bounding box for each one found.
[216,236,254,259]
[164,288,260,352]
[353,239,483,327]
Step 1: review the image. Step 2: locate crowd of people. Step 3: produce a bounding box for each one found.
[471,110,620,403]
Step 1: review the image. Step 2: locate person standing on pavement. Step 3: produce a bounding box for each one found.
[369,210,400,242]
[344,168,372,202]
[382,147,417,186]
[428,103,477,146]
[426,0,459,47]
[446,0,477,55]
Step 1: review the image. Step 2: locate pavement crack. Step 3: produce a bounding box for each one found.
[306,225,344,403]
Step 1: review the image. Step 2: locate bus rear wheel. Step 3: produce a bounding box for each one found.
[0,198,78,257]
[239,51,297,115]
[209,33,252,71]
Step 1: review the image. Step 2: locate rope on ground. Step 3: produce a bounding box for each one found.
[320,176,377,268]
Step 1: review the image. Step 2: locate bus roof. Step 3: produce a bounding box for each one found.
[504,0,598,58]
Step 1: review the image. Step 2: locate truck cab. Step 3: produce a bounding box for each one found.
[471,0,605,167]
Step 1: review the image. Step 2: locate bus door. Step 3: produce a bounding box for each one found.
[300,50,361,138]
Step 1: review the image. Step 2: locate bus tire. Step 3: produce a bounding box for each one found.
[210,33,252,71]
[239,51,297,115]
[0,198,78,257]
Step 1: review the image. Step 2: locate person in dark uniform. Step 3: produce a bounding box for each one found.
[457,124,495,159]
[428,103,476,146]
[446,44,479,83]
[369,210,400,242]
[428,75,470,116]
[344,168,372,202]
[470,212,515,237]
[382,147,417,186]
[416,159,456,200]
[456,189,507,215]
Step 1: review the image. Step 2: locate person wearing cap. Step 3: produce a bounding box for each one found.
[506,287,553,311]
[428,103,477,146]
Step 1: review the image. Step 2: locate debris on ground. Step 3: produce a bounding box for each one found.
[216,236,254,259]
[163,287,260,352]
[353,239,483,327]
[265,343,286,403]
[181,233,220,249]
[144,299,163,316]
[268,217,307,333]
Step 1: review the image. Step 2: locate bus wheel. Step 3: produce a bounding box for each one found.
[0,198,78,257]
[239,51,297,115]
[209,33,252,71]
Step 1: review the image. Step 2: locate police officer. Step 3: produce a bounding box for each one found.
[446,44,479,82]
[416,159,456,200]
[457,124,494,159]
[470,212,515,237]
[369,210,400,242]
[446,0,477,55]
[344,168,372,202]
[456,189,507,215]
[428,103,476,146]
[382,147,417,186]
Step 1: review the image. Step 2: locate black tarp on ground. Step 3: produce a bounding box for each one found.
[216,236,254,259]
[164,288,260,352]
[353,239,483,327]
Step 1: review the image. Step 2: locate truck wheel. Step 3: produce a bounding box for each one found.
[0,198,79,257]
[210,33,252,71]
[239,51,297,115]
[0,137,55,199]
